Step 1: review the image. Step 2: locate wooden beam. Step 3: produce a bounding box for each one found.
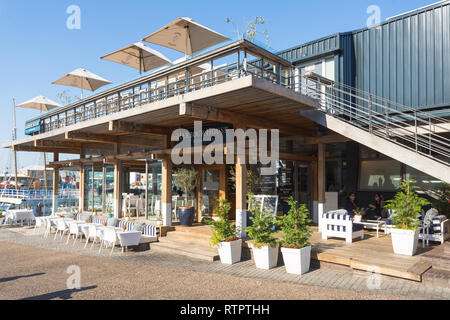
[12,145,81,154]
[180,103,314,137]
[65,131,118,144]
[304,134,351,145]
[34,140,82,149]
[109,120,170,136]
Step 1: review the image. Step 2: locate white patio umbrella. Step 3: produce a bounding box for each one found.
[52,68,112,98]
[142,17,229,56]
[100,42,171,75]
[16,95,61,112]
[16,96,61,193]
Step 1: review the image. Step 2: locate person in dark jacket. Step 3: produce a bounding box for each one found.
[367,193,387,220]
[344,192,363,217]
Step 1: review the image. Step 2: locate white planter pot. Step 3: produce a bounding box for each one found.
[354,215,362,223]
[217,239,242,265]
[390,228,419,256]
[252,244,279,270]
[156,221,163,226]
[281,246,312,275]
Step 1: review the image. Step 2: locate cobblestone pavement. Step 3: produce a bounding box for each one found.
[0,226,449,300]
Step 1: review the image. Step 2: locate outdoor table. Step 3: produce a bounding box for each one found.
[359,220,386,238]
[5,209,35,226]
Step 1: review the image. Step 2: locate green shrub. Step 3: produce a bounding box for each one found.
[280,197,312,249]
[385,179,430,231]
[245,194,278,248]
[207,199,238,247]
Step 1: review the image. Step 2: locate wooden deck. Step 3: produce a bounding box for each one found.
[171,224,434,282]
[308,227,432,281]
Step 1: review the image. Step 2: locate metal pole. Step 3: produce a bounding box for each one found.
[13,98,18,194]
[145,160,149,220]
[414,111,418,152]
[429,117,432,156]
[368,95,373,133]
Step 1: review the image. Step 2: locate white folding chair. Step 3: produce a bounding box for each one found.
[54,219,69,240]
[67,222,83,246]
[99,227,119,256]
[34,217,45,234]
[85,224,104,250]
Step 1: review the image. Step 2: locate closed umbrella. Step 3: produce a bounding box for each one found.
[52,68,112,98]
[101,42,171,75]
[142,17,229,56]
[16,96,61,193]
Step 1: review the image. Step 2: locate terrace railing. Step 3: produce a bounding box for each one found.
[295,74,450,167]
[27,41,293,136]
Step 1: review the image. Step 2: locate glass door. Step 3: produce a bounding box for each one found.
[201,169,221,219]
[297,163,313,213]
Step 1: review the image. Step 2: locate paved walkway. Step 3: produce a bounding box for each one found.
[0,226,449,300]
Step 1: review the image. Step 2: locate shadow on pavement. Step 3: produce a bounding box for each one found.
[21,286,98,300]
[0,273,46,283]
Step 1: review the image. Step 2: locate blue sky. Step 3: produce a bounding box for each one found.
[0,0,437,172]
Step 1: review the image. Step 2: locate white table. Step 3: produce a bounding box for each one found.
[359,220,387,238]
[5,210,35,226]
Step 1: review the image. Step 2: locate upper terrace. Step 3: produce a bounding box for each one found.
[23,40,303,136]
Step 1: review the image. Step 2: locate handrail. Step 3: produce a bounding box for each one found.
[296,75,450,166]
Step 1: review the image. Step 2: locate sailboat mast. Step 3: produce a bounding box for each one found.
[13,98,18,193]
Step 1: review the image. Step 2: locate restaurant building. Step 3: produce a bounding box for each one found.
[4,1,450,239]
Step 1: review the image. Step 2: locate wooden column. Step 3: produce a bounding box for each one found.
[318,143,326,230]
[145,160,149,220]
[161,156,172,226]
[79,153,85,213]
[161,136,172,226]
[113,160,122,218]
[52,153,59,215]
[235,124,247,238]
[312,160,319,225]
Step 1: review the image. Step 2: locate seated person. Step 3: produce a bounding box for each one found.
[344,192,365,217]
[366,193,387,220]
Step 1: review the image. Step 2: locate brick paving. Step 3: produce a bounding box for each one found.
[0,226,449,300]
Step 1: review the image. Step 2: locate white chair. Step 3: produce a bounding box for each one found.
[321,210,364,243]
[67,222,83,246]
[99,227,119,256]
[34,217,45,234]
[54,219,69,240]
[85,224,104,250]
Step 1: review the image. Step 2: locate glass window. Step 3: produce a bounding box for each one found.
[405,166,444,192]
[359,160,401,191]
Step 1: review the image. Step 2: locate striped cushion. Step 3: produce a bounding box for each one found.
[92,217,107,225]
[143,225,157,237]
[323,213,352,221]
[117,221,135,232]
[432,215,447,234]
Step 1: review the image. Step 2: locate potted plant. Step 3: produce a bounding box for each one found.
[208,199,241,264]
[107,209,114,219]
[353,210,363,223]
[246,194,279,270]
[280,197,312,275]
[174,166,197,226]
[156,215,163,226]
[385,179,430,256]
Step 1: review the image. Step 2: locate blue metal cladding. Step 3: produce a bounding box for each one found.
[278,34,341,63]
[340,1,450,111]
[279,1,450,111]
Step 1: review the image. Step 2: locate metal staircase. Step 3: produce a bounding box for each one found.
[296,73,450,183]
